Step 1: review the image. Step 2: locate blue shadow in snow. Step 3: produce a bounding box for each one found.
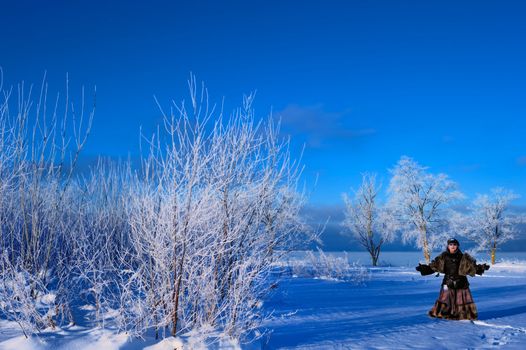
[259,277,440,349]
[479,305,526,320]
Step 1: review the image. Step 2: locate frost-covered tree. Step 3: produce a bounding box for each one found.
[342,173,396,266]
[468,188,521,265]
[387,156,463,263]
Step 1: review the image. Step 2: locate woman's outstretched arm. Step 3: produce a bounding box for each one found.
[475,263,490,275]
[416,263,435,276]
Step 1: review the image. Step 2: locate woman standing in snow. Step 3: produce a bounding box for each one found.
[416,238,490,320]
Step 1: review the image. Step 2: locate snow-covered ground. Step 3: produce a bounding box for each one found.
[1,252,526,349]
[256,253,526,349]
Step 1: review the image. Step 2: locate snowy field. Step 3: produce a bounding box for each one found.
[257,252,526,349]
[1,252,526,350]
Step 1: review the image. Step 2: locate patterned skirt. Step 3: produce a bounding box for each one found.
[428,285,478,320]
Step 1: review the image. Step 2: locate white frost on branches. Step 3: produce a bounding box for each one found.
[119,80,311,339]
[0,71,312,343]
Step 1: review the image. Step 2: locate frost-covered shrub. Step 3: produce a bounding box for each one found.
[114,79,311,340]
[0,71,94,334]
[288,249,370,284]
[0,254,55,337]
[0,72,312,343]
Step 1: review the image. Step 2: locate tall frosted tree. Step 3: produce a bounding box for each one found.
[469,188,521,265]
[342,173,396,266]
[387,156,463,263]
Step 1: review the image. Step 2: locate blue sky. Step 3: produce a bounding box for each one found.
[1,0,525,210]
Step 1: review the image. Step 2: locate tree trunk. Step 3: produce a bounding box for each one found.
[371,254,378,267]
[171,275,181,336]
[422,230,430,264]
[491,242,497,265]
[172,240,187,337]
